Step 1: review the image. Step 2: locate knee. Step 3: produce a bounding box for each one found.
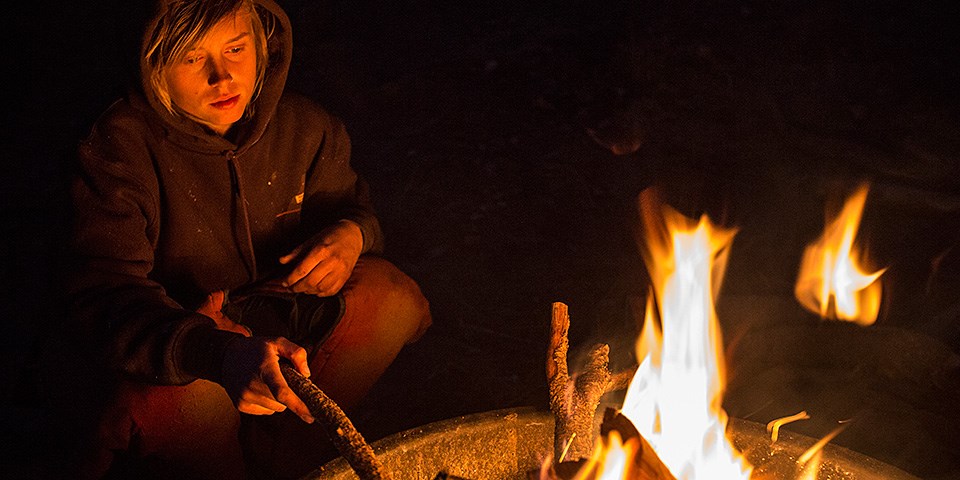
[345,256,432,342]
[111,380,239,440]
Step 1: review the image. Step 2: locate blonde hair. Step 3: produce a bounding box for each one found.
[144,0,272,119]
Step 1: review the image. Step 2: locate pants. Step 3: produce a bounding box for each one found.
[71,256,431,480]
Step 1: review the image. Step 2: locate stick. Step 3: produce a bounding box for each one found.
[280,363,392,480]
[547,302,575,459]
[606,366,638,394]
[547,302,612,461]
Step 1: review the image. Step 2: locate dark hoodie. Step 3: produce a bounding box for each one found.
[67,0,383,385]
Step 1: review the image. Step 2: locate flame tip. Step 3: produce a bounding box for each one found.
[796,184,885,326]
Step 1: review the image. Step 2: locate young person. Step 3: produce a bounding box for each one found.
[46,0,431,478]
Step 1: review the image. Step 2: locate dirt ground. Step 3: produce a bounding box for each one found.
[5,0,960,478]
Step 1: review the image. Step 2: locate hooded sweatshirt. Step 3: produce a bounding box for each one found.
[67,0,383,385]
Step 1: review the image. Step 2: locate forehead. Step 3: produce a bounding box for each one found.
[195,10,253,45]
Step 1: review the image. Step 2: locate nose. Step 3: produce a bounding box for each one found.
[206,58,232,86]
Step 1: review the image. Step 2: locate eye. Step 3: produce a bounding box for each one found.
[225,43,247,57]
[182,52,203,65]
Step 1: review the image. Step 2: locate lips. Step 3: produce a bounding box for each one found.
[210,95,240,110]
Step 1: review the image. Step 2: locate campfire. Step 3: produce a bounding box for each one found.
[294,185,922,480]
[539,187,871,480]
[550,189,751,479]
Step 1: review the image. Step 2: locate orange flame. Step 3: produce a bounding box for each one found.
[574,432,642,480]
[609,190,752,479]
[794,183,886,325]
[795,424,849,480]
[795,450,823,480]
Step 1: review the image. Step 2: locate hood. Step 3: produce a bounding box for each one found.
[137,0,292,150]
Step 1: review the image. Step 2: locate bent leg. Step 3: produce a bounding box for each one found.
[240,256,432,479]
[308,255,432,410]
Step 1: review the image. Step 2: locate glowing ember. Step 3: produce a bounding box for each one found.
[794,183,886,325]
[766,411,811,443]
[614,191,752,479]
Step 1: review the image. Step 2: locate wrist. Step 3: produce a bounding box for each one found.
[336,219,364,253]
[179,324,246,382]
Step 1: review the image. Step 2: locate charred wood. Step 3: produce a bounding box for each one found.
[547,302,615,462]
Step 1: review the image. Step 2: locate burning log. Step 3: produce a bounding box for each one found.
[279,363,391,480]
[599,408,676,480]
[531,407,677,480]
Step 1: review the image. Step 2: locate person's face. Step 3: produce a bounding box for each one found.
[165,12,257,135]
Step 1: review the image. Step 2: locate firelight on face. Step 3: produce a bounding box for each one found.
[165,12,257,135]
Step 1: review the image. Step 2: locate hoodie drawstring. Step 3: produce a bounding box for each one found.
[226,151,258,282]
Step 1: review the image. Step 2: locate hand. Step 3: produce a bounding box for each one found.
[220,336,315,423]
[197,290,252,337]
[279,220,363,296]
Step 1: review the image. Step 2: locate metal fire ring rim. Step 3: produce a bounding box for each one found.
[310,406,921,480]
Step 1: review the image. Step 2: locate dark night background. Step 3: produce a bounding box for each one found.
[5,0,960,478]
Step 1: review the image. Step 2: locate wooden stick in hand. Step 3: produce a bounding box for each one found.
[279,363,392,480]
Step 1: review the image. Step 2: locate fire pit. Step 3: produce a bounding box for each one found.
[307,407,919,479]
[299,187,949,480]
